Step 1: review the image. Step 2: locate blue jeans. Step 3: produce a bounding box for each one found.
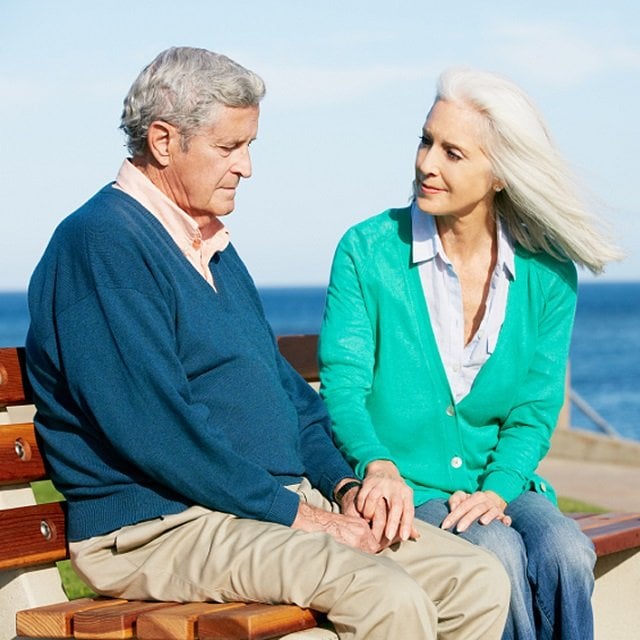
[415,492,596,640]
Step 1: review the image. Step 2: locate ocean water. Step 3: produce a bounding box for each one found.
[2,283,638,441]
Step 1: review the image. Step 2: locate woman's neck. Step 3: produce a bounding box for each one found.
[435,211,496,264]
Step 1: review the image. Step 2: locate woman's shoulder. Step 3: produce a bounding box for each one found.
[515,245,578,294]
[338,205,412,249]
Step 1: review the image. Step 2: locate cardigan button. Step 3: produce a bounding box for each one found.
[450,456,463,469]
[446,405,455,417]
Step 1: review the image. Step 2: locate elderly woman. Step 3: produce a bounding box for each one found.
[319,68,622,640]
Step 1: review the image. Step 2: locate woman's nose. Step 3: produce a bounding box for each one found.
[416,147,438,176]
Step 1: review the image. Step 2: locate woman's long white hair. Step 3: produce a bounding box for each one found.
[434,67,623,274]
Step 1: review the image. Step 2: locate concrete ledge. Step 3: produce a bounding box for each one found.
[549,427,640,468]
[593,548,640,640]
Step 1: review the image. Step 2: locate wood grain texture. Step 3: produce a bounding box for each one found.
[137,602,246,640]
[198,603,321,640]
[73,601,175,640]
[0,502,67,569]
[0,346,31,407]
[15,598,127,638]
[0,422,45,485]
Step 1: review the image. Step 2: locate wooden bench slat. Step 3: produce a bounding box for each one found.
[276,335,319,382]
[73,601,175,640]
[136,602,246,640]
[570,511,639,528]
[0,502,67,570]
[0,345,32,406]
[0,422,46,485]
[15,598,129,638]
[570,512,640,556]
[198,603,321,640]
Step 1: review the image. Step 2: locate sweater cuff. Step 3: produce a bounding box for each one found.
[481,470,527,504]
[263,484,303,527]
[351,446,397,480]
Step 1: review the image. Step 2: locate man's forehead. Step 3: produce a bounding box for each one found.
[204,105,260,137]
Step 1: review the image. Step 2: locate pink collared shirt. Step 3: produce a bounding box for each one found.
[113,159,230,289]
[411,202,516,402]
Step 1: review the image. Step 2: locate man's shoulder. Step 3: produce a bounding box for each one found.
[55,184,151,239]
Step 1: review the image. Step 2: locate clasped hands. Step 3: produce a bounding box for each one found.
[292,460,510,554]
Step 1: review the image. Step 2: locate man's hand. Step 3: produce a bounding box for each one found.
[357,460,418,543]
[291,501,384,553]
[441,490,512,533]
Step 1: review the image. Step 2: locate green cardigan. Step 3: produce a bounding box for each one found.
[319,207,577,506]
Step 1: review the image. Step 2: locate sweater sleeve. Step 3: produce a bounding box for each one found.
[53,284,301,525]
[319,233,397,478]
[275,354,355,499]
[480,259,578,503]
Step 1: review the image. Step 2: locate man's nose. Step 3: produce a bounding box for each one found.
[233,146,252,178]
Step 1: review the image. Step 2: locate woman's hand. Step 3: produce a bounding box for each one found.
[358,460,417,542]
[441,490,511,533]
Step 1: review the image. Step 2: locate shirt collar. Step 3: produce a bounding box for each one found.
[113,159,230,257]
[411,201,444,265]
[410,200,516,279]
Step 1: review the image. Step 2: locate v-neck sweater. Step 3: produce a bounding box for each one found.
[319,206,577,505]
[26,185,352,541]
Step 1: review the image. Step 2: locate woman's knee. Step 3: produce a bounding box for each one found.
[461,521,528,577]
[529,518,596,577]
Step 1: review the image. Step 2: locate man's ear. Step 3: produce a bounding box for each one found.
[146,121,178,167]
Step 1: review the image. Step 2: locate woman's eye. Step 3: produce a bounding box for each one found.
[447,149,462,161]
[419,135,432,146]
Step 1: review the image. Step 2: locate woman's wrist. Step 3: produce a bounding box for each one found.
[366,459,400,477]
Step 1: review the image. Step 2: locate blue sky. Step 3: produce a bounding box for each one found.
[2,0,638,290]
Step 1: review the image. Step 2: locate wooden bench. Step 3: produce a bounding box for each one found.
[1,338,639,640]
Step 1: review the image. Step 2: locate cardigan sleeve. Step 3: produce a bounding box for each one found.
[480,258,578,503]
[319,233,398,478]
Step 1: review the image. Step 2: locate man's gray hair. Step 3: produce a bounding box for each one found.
[120,46,266,156]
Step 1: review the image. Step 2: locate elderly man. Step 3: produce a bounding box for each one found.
[26,47,509,639]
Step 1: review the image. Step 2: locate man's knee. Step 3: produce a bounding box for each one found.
[330,563,437,638]
[477,547,511,605]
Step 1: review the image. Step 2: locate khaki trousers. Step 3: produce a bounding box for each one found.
[70,480,509,640]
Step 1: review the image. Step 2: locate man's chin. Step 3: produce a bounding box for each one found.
[213,199,236,217]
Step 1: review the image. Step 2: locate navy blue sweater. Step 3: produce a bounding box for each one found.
[26,185,352,541]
